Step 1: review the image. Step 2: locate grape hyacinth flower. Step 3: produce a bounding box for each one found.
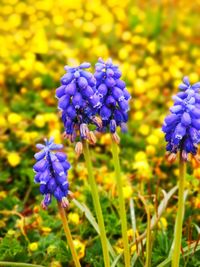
[33,137,70,209]
[162,76,200,161]
[95,58,131,266]
[94,58,131,138]
[56,62,102,145]
[163,76,200,267]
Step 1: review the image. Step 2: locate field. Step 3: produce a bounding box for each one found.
[0,1,200,266]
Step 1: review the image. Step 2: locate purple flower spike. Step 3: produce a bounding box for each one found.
[56,62,101,142]
[162,76,200,160]
[33,138,70,208]
[94,58,131,133]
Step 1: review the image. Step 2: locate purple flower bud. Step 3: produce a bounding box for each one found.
[114,70,122,79]
[100,106,111,120]
[105,77,116,87]
[34,173,41,183]
[47,178,57,194]
[106,96,116,107]
[181,112,191,126]
[52,161,64,176]
[89,94,101,108]
[33,159,47,172]
[36,144,45,150]
[58,95,70,110]
[88,76,96,87]
[40,184,47,195]
[66,105,76,119]
[34,150,46,161]
[123,89,131,100]
[119,100,129,112]
[110,119,116,133]
[56,85,66,98]
[106,68,114,77]
[112,87,125,101]
[81,86,94,99]
[62,161,71,171]
[55,152,67,161]
[65,82,76,96]
[61,181,69,192]
[54,187,64,201]
[116,79,126,89]
[72,93,84,109]
[43,194,51,207]
[98,84,108,98]
[94,71,104,80]
[61,73,74,85]
[80,70,93,80]
[79,62,91,69]
[78,77,88,89]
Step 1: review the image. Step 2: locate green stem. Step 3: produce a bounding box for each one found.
[57,202,81,267]
[0,262,44,267]
[145,206,151,267]
[83,140,110,267]
[111,139,130,267]
[171,152,186,267]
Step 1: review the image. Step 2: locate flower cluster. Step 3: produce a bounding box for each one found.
[56,62,101,142]
[162,77,200,160]
[94,58,131,133]
[33,137,70,208]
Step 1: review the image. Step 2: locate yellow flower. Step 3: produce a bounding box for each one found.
[0,191,7,199]
[139,124,150,136]
[68,213,80,225]
[29,242,38,252]
[122,185,133,199]
[135,151,146,162]
[8,113,22,124]
[158,217,168,230]
[114,245,124,254]
[7,152,21,167]
[131,244,136,254]
[146,134,159,146]
[49,129,61,144]
[133,111,144,121]
[146,145,156,156]
[0,115,7,127]
[34,114,46,128]
[33,77,42,88]
[73,239,85,259]
[41,227,52,233]
[133,99,142,110]
[100,133,112,145]
[50,261,62,267]
[127,228,134,239]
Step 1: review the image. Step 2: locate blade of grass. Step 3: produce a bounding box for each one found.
[0,263,44,267]
[130,198,137,243]
[138,194,152,267]
[72,199,116,261]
